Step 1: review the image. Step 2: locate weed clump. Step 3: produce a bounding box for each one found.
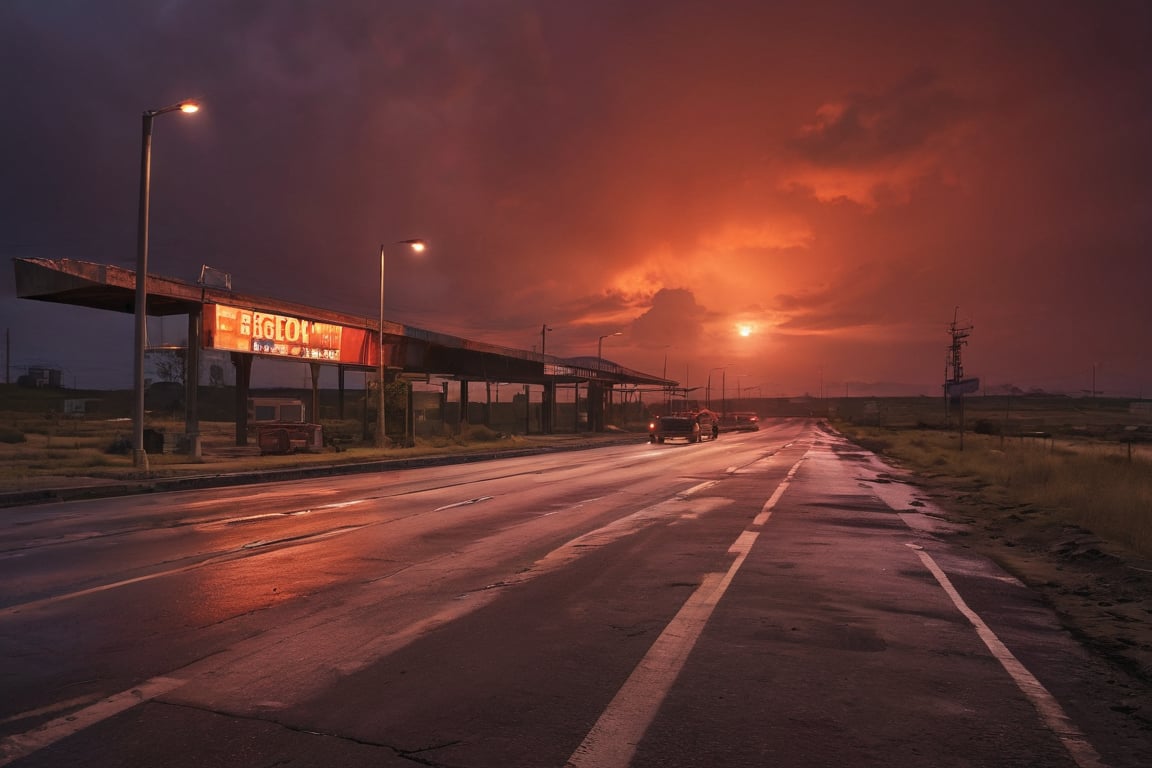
[105,437,132,455]
[0,426,26,444]
[461,424,502,443]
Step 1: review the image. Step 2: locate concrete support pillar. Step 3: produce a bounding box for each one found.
[184,307,201,457]
[309,362,321,423]
[405,379,415,447]
[588,381,604,432]
[484,380,492,426]
[230,352,253,446]
[442,380,450,430]
[574,383,582,432]
[460,380,470,428]
[542,381,555,434]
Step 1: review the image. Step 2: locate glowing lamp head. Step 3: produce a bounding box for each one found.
[179,102,200,114]
[409,241,427,253]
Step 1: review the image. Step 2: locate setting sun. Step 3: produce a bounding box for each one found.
[738,324,753,337]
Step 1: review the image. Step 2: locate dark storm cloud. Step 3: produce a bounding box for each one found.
[768,257,946,339]
[3,0,1152,395]
[790,69,970,168]
[773,289,833,313]
[629,289,708,347]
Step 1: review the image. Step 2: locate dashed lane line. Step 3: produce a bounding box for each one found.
[0,677,186,767]
[567,450,808,768]
[565,530,760,768]
[0,525,368,617]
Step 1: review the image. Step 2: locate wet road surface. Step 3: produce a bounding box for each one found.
[1,419,1147,767]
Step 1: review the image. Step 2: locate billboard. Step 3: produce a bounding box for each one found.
[946,377,980,396]
[203,303,377,365]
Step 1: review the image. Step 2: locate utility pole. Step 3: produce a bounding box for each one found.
[946,307,973,448]
[947,308,971,387]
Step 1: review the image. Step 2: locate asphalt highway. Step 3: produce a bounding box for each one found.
[0,419,1146,767]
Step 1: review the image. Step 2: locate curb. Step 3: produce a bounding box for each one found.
[0,435,645,509]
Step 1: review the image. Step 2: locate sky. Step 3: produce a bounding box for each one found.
[2,0,1151,398]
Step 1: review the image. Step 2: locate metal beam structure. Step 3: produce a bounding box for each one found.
[13,258,677,439]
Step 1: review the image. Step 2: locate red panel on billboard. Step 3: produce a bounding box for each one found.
[203,303,376,365]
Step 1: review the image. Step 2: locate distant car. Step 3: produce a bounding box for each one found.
[648,410,720,443]
[721,411,760,431]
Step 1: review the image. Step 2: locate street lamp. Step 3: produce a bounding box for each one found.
[541,323,553,354]
[662,345,672,408]
[133,100,199,470]
[378,239,426,448]
[597,331,622,370]
[706,366,727,409]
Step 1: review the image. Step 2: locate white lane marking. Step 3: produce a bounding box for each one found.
[0,525,368,617]
[433,496,494,512]
[223,510,309,525]
[0,694,103,727]
[567,531,760,768]
[907,544,1107,768]
[679,481,716,497]
[538,494,613,518]
[206,498,367,527]
[752,454,805,527]
[0,677,186,767]
[318,499,369,510]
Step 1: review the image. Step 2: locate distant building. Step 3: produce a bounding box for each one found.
[17,366,62,388]
[64,398,101,416]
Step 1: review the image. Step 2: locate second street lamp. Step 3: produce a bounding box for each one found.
[541,323,552,354]
[132,100,199,471]
[706,365,727,410]
[378,239,426,448]
[597,331,622,370]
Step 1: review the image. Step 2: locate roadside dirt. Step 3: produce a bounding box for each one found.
[911,472,1152,728]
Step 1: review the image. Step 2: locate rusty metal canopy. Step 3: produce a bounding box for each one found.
[13,257,677,388]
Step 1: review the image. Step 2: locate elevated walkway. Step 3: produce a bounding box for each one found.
[14,258,677,444]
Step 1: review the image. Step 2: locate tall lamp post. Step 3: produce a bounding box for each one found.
[706,365,727,410]
[133,100,199,470]
[541,323,552,354]
[597,331,622,370]
[722,368,727,416]
[662,345,671,409]
[378,239,427,448]
[594,331,622,431]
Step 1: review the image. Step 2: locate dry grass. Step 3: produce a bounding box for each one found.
[0,413,535,492]
[838,420,1152,558]
[836,399,1152,683]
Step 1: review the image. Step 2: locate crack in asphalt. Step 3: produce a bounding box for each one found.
[155,698,476,767]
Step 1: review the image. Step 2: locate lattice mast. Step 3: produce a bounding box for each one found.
[948,307,972,386]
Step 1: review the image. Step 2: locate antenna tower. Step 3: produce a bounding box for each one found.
[948,307,972,386]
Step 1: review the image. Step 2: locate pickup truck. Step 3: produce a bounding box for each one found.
[648,410,720,443]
